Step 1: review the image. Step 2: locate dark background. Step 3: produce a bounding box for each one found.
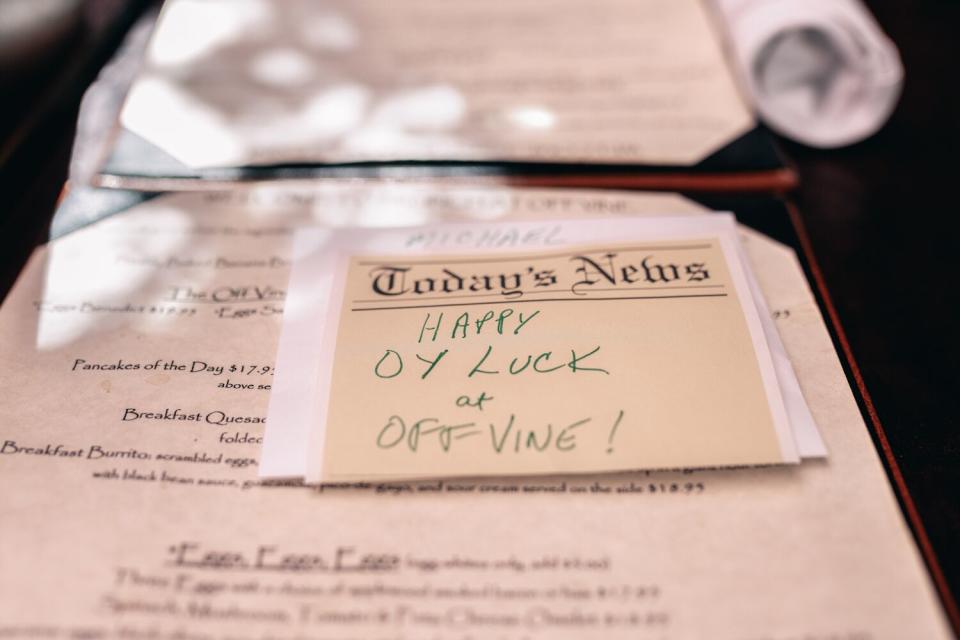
[781,0,960,620]
[1,0,957,628]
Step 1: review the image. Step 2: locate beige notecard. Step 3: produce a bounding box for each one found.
[320,238,794,481]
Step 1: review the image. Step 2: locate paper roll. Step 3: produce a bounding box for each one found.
[713,0,904,147]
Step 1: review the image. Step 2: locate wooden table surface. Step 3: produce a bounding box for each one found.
[1,0,957,628]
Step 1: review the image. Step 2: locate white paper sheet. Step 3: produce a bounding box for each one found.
[713,0,903,147]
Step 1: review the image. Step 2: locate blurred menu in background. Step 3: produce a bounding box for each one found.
[95,0,793,192]
[89,0,904,194]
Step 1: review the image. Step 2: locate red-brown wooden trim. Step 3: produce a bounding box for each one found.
[787,201,960,635]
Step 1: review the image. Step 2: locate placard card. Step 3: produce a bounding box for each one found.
[314,236,795,481]
[263,214,827,480]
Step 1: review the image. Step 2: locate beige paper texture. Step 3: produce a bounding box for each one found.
[119,0,754,168]
[0,185,949,639]
[268,214,824,479]
[320,239,791,480]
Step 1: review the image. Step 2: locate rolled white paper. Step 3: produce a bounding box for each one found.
[713,0,904,148]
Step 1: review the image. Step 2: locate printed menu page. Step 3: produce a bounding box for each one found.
[0,185,949,639]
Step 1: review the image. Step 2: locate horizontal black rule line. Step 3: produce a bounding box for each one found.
[350,293,728,312]
[355,244,714,266]
[351,283,726,303]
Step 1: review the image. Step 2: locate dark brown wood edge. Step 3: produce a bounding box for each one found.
[94,167,798,194]
[471,168,799,193]
[786,201,960,636]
